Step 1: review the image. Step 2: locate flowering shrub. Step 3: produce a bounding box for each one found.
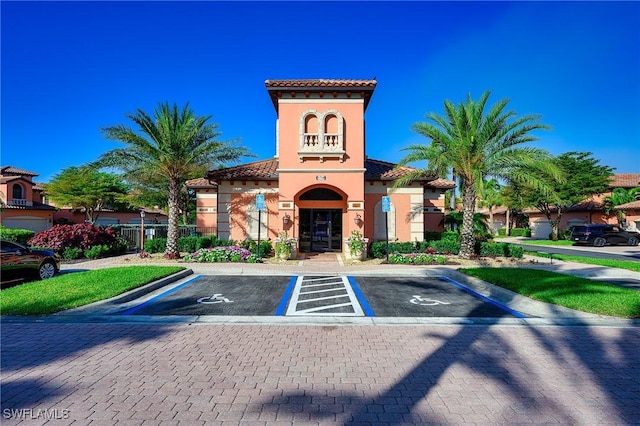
[184,246,261,263]
[28,224,121,255]
[387,253,449,264]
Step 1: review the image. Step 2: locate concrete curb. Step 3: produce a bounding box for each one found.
[49,269,194,316]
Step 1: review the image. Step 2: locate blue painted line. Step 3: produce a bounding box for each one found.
[347,276,375,317]
[275,276,298,316]
[439,276,527,318]
[119,275,203,316]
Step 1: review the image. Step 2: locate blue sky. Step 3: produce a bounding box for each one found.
[2,1,639,184]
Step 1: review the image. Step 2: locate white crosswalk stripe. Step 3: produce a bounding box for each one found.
[286,275,364,316]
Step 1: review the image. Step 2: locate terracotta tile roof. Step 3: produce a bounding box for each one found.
[265,79,377,88]
[185,177,216,188]
[0,176,26,184]
[610,173,640,188]
[521,200,604,214]
[265,79,378,112]
[206,159,279,182]
[0,166,39,177]
[202,157,455,189]
[364,158,414,180]
[614,200,640,211]
[1,201,56,211]
[425,178,457,189]
[364,158,455,188]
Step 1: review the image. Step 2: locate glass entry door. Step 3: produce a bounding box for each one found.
[299,209,342,252]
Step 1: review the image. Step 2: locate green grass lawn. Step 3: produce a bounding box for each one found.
[2,262,638,318]
[460,267,640,318]
[1,266,185,316]
[526,251,640,273]
[514,239,575,246]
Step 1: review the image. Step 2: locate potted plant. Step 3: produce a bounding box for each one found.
[346,230,367,260]
[274,231,293,261]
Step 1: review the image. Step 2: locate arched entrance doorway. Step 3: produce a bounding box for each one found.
[296,187,345,253]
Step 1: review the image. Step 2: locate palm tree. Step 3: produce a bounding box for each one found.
[604,187,640,226]
[478,178,503,235]
[95,102,250,258]
[393,91,558,258]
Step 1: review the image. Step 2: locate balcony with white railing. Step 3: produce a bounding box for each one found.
[8,199,32,207]
[299,132,345,162]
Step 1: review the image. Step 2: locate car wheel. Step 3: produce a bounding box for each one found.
[593,237,606,247]
[38,261,57,280]
[629,237,639,246]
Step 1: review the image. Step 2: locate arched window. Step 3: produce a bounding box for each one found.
[374,199,396,240]
[12,183,24,200]
[300,110,320,151]
[298,109,345,162]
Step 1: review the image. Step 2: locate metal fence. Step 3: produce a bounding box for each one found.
[112,225,217,250]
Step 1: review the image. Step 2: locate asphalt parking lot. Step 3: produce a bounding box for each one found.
[116,274,525,319]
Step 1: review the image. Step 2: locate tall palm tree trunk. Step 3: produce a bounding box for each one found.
[460,182,477,259]
[166,178,182,258]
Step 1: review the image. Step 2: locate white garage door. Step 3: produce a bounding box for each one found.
[95,217,120,226]
[530,220,552,239]
[2,217,50,232]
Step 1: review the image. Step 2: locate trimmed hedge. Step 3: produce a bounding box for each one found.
[240,240,273,257]
[511,228,531,237]
[142,235,272,256]
[0,226,36,244]
[427,239,461,255]
[479,242,524,258]
[371,239,523,258]
[497,228,531,237]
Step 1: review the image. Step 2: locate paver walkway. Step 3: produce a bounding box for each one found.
[2,322,638,425]
[3,254,640,424]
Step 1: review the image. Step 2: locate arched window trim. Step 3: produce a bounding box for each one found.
[12,183,24,200]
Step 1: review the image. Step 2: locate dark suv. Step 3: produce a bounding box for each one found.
[1,240,61,288]
[570,224,640,247]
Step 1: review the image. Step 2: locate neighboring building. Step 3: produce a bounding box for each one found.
[1,165,168,232]
[614,200,640,232]
[483,173,640,238]
[187,79,454,254]
[0,166,56,232]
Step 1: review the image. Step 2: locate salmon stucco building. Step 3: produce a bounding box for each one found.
[187,79,454,255]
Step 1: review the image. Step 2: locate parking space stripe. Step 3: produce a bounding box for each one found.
[347,276,375,317]
[119,275,203,316]
[275,276,298,316]
[439,276,527,318]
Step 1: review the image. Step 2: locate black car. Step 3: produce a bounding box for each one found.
[570,224,640,247]
[1,240,61,287]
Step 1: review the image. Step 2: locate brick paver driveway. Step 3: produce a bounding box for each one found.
[2,322,639,425]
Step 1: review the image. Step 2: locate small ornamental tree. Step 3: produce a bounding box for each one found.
[518,152,613,240]
[44,167,130,224]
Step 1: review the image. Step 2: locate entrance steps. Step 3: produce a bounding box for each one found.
[300,252,343,268]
